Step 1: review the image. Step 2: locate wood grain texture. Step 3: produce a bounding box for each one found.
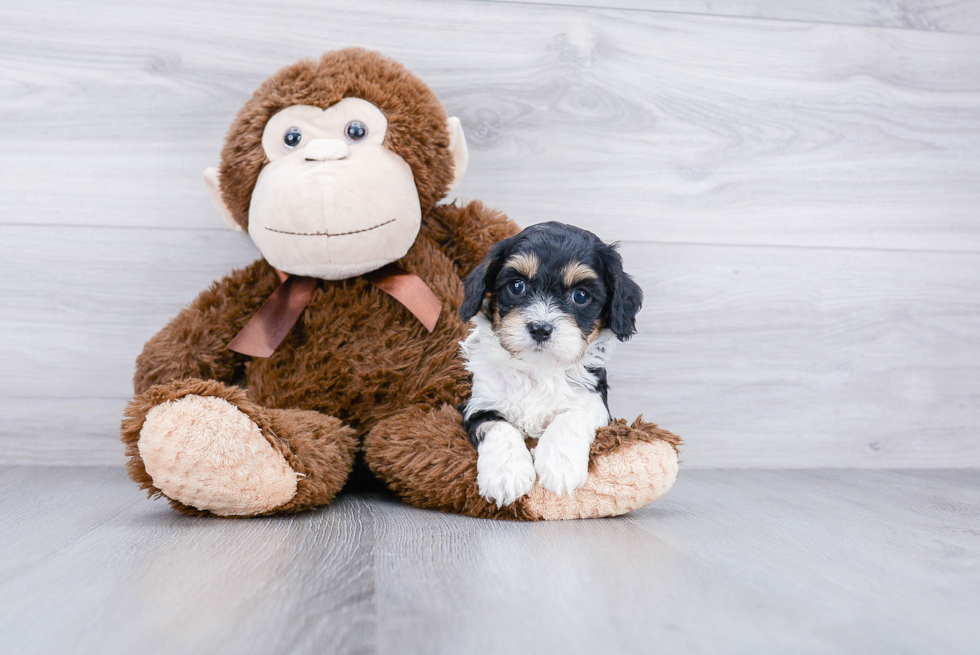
[1,0,978,251]
[1,0,978,468]
[3,226,978,467]
[483,0,980,34]
[0,466,376,655]
[1,466,978,654]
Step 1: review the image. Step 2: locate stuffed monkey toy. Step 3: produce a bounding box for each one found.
[120,48,680,520]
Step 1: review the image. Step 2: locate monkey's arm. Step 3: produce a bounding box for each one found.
[424,200,521,278]
[133,259,278,394]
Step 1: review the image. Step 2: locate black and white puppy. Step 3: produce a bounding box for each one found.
[459,222,643,507]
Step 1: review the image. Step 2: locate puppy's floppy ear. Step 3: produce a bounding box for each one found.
[460,261,490,322]
[599,243,643,341]
[459,237,514,322]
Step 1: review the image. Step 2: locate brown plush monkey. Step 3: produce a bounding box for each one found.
[120,48,680,520]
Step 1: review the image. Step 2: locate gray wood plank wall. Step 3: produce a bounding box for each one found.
[1,0,977,467]
[484,0,980,34]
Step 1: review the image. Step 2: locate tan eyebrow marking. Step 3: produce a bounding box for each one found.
[563,262,598,287]
[504,252,539,279]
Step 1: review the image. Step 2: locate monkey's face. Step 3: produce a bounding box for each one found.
[246,98,423,280]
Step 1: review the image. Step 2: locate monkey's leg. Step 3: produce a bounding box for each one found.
[363,404,536,520]
[364,406,679,521]
[121,378,357,517]
[521,417,680,520]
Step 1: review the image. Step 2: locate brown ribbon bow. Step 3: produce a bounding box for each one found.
[228,263,442,358]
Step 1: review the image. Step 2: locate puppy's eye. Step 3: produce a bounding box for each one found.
[345,120,367,142]
[509,279,526,296]
[283,127,302,149]
[572,289,590,305]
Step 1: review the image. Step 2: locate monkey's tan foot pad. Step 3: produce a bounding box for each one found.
[138,394,298,516]
[522,438,678,520]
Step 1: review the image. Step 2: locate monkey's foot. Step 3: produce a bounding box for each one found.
[122,379,357,517]
[522,417,680,520]
[137,394,298,516]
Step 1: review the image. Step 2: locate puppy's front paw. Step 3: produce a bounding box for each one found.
[477,423,536,508]
[532,435,591,497]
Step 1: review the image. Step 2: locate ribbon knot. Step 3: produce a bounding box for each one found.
[228,263,442,358]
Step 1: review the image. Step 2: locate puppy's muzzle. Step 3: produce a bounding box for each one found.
[527,321,554,343]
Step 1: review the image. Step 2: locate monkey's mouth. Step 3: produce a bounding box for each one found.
[263,218,396,237]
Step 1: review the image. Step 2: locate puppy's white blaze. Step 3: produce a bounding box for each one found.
[476,422,536,507]
[462,314,614,497]
[497,299,588,367]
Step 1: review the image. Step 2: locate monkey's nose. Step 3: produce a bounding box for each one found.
[303,138,349,162]
[527,322,554,342]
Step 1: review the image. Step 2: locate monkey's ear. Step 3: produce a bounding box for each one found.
[204,167,244,232]
[446,117,469,194]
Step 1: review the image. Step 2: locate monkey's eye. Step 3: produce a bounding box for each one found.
[509,279,526,296]
[283,127,303,149]
[345,120,368,142]
[572,289,590,306]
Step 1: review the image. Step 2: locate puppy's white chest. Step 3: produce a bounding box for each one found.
[461,316,614,440]
[485,369,595,439]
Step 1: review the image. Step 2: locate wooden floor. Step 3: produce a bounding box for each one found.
[1,466,977,654]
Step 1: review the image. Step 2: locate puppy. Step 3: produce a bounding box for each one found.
[459,222,643,507]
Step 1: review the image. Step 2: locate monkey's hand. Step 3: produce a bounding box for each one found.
[133,259,278,394]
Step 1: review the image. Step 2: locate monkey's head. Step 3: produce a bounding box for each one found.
[204,48,469,280]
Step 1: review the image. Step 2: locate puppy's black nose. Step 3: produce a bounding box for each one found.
[527,322,554,342]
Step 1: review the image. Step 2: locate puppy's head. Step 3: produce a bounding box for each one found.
[460,222,643,366]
